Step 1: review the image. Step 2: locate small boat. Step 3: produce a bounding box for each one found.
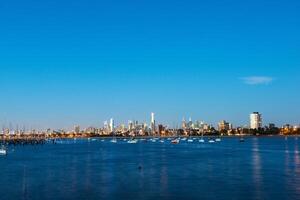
[181,138,187,141]
[187,139,194,143]
[0,146,7,156]
[208,139,215,143]
[199,139,205,143]
[127,139,138,144]
[215,138,222,142]
[240,138,245,143]
[199,133,205,143]
[171,139,180,144]
[150,139,157,143]
[160,140,165,143]
[110,139,117,143]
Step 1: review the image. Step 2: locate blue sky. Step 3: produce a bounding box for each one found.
[0,0,299,129]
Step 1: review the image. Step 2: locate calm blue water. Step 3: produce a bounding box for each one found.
[1,137,300,200]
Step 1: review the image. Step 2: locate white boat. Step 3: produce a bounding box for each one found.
[208,139,215,143]
[215,138,221,142]
[0,146,7,155]
[150,138,157,143]
[110,139,117,143]
[171,139,180,144]
[187,139,194,143]
[199,133,205,143]
[127,139,138,144]
[181,138,187,141]
[199,139,205,143]
[160,140,165,143]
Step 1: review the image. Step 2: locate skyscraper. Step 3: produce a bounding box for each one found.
[109,118,115,132]
[250,112,262,129]
[151,112,156,134]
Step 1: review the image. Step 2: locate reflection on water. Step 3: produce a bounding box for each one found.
[1,137,300,200]
[252,138,263,199]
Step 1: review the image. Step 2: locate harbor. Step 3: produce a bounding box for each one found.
[1,137,300,200]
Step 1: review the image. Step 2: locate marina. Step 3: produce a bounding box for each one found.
[1,137,300,200]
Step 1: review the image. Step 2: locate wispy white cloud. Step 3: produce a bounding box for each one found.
[240,76,274,85]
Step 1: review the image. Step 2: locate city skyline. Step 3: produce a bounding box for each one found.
[1,0,300,128]
[1,111,299,132]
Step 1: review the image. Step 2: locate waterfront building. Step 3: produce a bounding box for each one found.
[158,124,165,136]
[250,112,262,129]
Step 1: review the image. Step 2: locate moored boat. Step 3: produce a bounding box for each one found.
[127,139,138,144]
[208,139,215,143]
[0,146,7,156]
[199,139,205,143]
[171,138,180,144]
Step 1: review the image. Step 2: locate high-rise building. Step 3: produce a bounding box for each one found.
[250,112,262,129]
[109,118,114,132]
[151,112,156,134]
[128,120,134,131]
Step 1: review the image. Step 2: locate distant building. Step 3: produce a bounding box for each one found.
[188,117,193,129]
[151,113,156,134]
[128,120,134,131]
[74,125,80,134]
[158,124,165,136]
[218,120,232,131]
[269,123,276,129]
[250,112,262,129]
[109,118,115,132]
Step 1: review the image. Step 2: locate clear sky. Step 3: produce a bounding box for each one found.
[0,0,299,129]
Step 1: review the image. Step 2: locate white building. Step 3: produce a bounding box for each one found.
[151,112,156,134]
[250,112,262,129]
[109,118,114,132]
